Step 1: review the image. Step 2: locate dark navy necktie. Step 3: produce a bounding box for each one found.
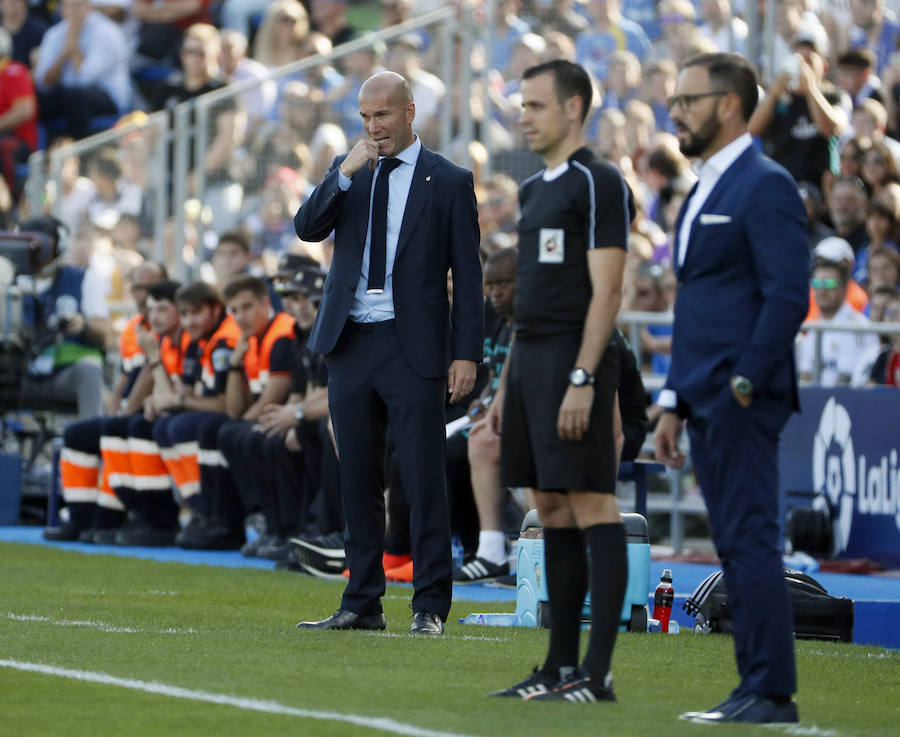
[367,157,403,294]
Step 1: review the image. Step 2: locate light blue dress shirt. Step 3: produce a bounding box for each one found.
[338,136,422,323]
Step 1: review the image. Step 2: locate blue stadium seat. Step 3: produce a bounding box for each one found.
[618,460,667,518]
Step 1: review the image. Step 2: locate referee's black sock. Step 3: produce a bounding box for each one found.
[581,522,628,683]
[540,526,587,678]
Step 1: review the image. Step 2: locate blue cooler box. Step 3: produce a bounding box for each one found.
[516,510,651,632]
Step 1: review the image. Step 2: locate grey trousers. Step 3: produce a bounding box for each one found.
[22,359,105,420]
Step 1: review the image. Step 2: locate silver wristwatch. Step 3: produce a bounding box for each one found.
[568,367,595,387]
[294,404,306,422]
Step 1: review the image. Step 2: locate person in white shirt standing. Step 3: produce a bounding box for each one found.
[798,258,880,385]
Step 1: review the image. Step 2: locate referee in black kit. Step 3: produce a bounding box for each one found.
[486,59,633,703]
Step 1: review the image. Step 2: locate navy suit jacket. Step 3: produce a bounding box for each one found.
[665,143,809,417]
[294,145,484,378]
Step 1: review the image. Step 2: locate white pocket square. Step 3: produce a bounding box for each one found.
[699,213,732,225]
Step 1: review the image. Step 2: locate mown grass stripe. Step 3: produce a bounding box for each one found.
[0,659,484,737]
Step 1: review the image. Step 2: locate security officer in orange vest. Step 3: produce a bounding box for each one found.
[178,275,297,550]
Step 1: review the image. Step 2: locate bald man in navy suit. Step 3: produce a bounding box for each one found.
[294,72,483,635]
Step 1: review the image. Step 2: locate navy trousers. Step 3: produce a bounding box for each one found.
[688,392,797,698]
[326,320,451,619]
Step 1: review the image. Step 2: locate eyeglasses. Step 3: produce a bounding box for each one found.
[667,91,726,112]
[811,277,840,290]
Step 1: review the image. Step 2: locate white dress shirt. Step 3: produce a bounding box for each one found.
[676,132,753,268]
[337,135,422,322]
[659,132,753,411]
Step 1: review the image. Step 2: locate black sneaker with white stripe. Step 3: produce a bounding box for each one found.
[487,667,559,699]
[289,531,346,580]
[524,669,616,703]
[452,555,509,583]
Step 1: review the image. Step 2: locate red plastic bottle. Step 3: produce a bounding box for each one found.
[653,569,674,633]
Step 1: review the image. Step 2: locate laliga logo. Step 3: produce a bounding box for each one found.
[812,397,855,552]
[813,397,900,553]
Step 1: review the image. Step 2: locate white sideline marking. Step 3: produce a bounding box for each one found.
[763,726,839,737]
[0,659,482,737]
[5,612,197,635]
[365,632,509,643]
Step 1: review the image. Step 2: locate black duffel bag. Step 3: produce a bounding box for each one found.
[683,567,854,642]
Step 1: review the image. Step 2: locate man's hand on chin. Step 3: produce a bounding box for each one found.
[447,360,476,404]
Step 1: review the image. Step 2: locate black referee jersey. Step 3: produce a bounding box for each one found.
[513,146,634,339]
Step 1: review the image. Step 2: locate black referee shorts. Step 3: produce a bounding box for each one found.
[500,334,619,493]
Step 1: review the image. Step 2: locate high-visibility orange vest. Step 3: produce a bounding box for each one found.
[120,314,149,373]
[243,312,296,395]
[199,313,242,394]
[159,330,192,380]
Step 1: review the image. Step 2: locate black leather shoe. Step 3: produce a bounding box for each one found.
[43,521,85,542]
[681,693,799,724]
[410,611,444,634]
[297,609,386,630]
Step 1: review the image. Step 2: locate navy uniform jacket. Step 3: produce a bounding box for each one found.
[665,144,809,417]
[294,145,484,378]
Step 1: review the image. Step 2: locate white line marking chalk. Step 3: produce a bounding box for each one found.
[0,659,483,737]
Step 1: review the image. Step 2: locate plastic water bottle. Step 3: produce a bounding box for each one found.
[451,535,464,570]
[653,569,674,634]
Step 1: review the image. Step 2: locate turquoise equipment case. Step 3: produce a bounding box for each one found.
[516,510,651,631]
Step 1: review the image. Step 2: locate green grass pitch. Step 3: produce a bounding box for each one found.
[1,542,897,737]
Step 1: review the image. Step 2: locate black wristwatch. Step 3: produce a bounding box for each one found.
[568,367,595,387]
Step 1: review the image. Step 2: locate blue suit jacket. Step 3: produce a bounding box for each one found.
[665,144,809,417]
[294,145,484,378]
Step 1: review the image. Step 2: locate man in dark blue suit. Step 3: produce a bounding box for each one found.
[653,53,809,724]
[294,72,483,634]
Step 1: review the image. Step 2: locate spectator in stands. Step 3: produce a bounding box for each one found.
[808,236,870,319]
[828,176,872,252]
[241,80,317,200]
[17,215,109,419]
[861,139,900,195]
[310,0,354,48]
[477,173,519,251]
[1,0,47,68]
[697,0,747,55]
[152,23,245,230]
[865,292,900,385]
[868,243,900,289]
[798,181,835,250]
[386,34,445,135]
[838,137,872,181]
[649,0,699,67]
[292,30,345,96]
[596,108,630,168]
[0,27,37,200]
[576,0,650,82]
[849,0,900,76]
[644,136,691,231]
[533,0,589,39]
[210,228,251,285]
[624,99,654,154]
[85,151,142,232]
[851,99,900,166]
[798,258,880,385]
[629,261,672,376]
[133,0,211,67]
[220,0,271,38]
[328,42,384,135]
[219,29,276,137]
[308,121,348,182]
[33,0,131,141]
[252,0,309,70]
[749,32,848,186]
[852,284,900,384]
[642,59,678,135]
[856,197,900,285]
[602,50,640,111]
[483,0,530,73]
[837,47,883,109]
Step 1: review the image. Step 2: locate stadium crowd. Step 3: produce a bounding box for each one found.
[1,0,899,574]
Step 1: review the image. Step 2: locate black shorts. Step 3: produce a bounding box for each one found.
[500,334,619,492]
